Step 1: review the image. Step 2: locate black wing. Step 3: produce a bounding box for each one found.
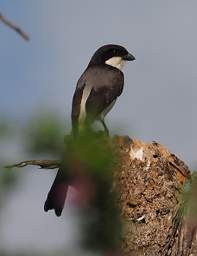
[85,66,124,121]
[71,77,85,135]
[71,65,124,134]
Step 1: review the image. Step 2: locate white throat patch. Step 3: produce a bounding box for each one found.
[105,57,125,70]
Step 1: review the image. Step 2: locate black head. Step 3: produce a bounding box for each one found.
[88,44,135,68]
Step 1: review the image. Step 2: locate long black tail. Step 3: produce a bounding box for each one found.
[44,168,68,216]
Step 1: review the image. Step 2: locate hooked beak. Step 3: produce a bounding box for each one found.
[123,52,135,61]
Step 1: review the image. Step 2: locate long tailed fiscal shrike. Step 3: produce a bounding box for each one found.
[44,44,135,216]
[71,44,135,135]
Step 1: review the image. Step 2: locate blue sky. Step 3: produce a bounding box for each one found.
[1,0,196,165]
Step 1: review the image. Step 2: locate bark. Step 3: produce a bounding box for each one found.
[113,136,194,256]
[6,160,59,169]
[9,135,197,256]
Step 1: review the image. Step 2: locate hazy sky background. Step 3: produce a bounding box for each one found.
[0,0,197,253]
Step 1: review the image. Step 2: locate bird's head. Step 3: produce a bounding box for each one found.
[88,44,135,70]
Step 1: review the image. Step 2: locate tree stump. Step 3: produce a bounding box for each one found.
[113,136,194,256]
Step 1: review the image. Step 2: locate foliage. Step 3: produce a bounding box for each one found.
[0,165,19,209]
[25,114,65,156]
[1,116,122,254]
[0,119,12,138]
[63,131,121,252]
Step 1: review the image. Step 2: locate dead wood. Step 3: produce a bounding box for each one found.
[113,136,193,256]
[6,160,59,169]
[0,12,30,41]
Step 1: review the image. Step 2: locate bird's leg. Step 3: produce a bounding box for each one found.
[100,119,109,136]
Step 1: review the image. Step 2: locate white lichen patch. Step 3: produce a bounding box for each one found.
[129,146,144,161]
[145,160,151,171]
[136,214,146,222]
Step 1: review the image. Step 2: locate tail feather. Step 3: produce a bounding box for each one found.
[44,168,68,216]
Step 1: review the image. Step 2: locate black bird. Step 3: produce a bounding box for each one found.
[44,44,135,216]
[72,44,135,135]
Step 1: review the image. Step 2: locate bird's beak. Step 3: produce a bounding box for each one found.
[123,52,135,61]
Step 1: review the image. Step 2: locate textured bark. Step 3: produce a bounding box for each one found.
[113,136,194,256]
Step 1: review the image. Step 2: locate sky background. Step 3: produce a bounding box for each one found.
[0,0,197,253]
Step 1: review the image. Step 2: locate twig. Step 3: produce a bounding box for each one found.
[0,12,30,41]
[6,160,60,169]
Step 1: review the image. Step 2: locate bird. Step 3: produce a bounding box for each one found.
[44,44,135,216]
[71,44,135,136]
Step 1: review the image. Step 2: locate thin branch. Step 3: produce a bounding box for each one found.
[6,160,60,169]
[0,12,30,41]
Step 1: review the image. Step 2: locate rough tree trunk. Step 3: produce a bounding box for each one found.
[113,136,195,256]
